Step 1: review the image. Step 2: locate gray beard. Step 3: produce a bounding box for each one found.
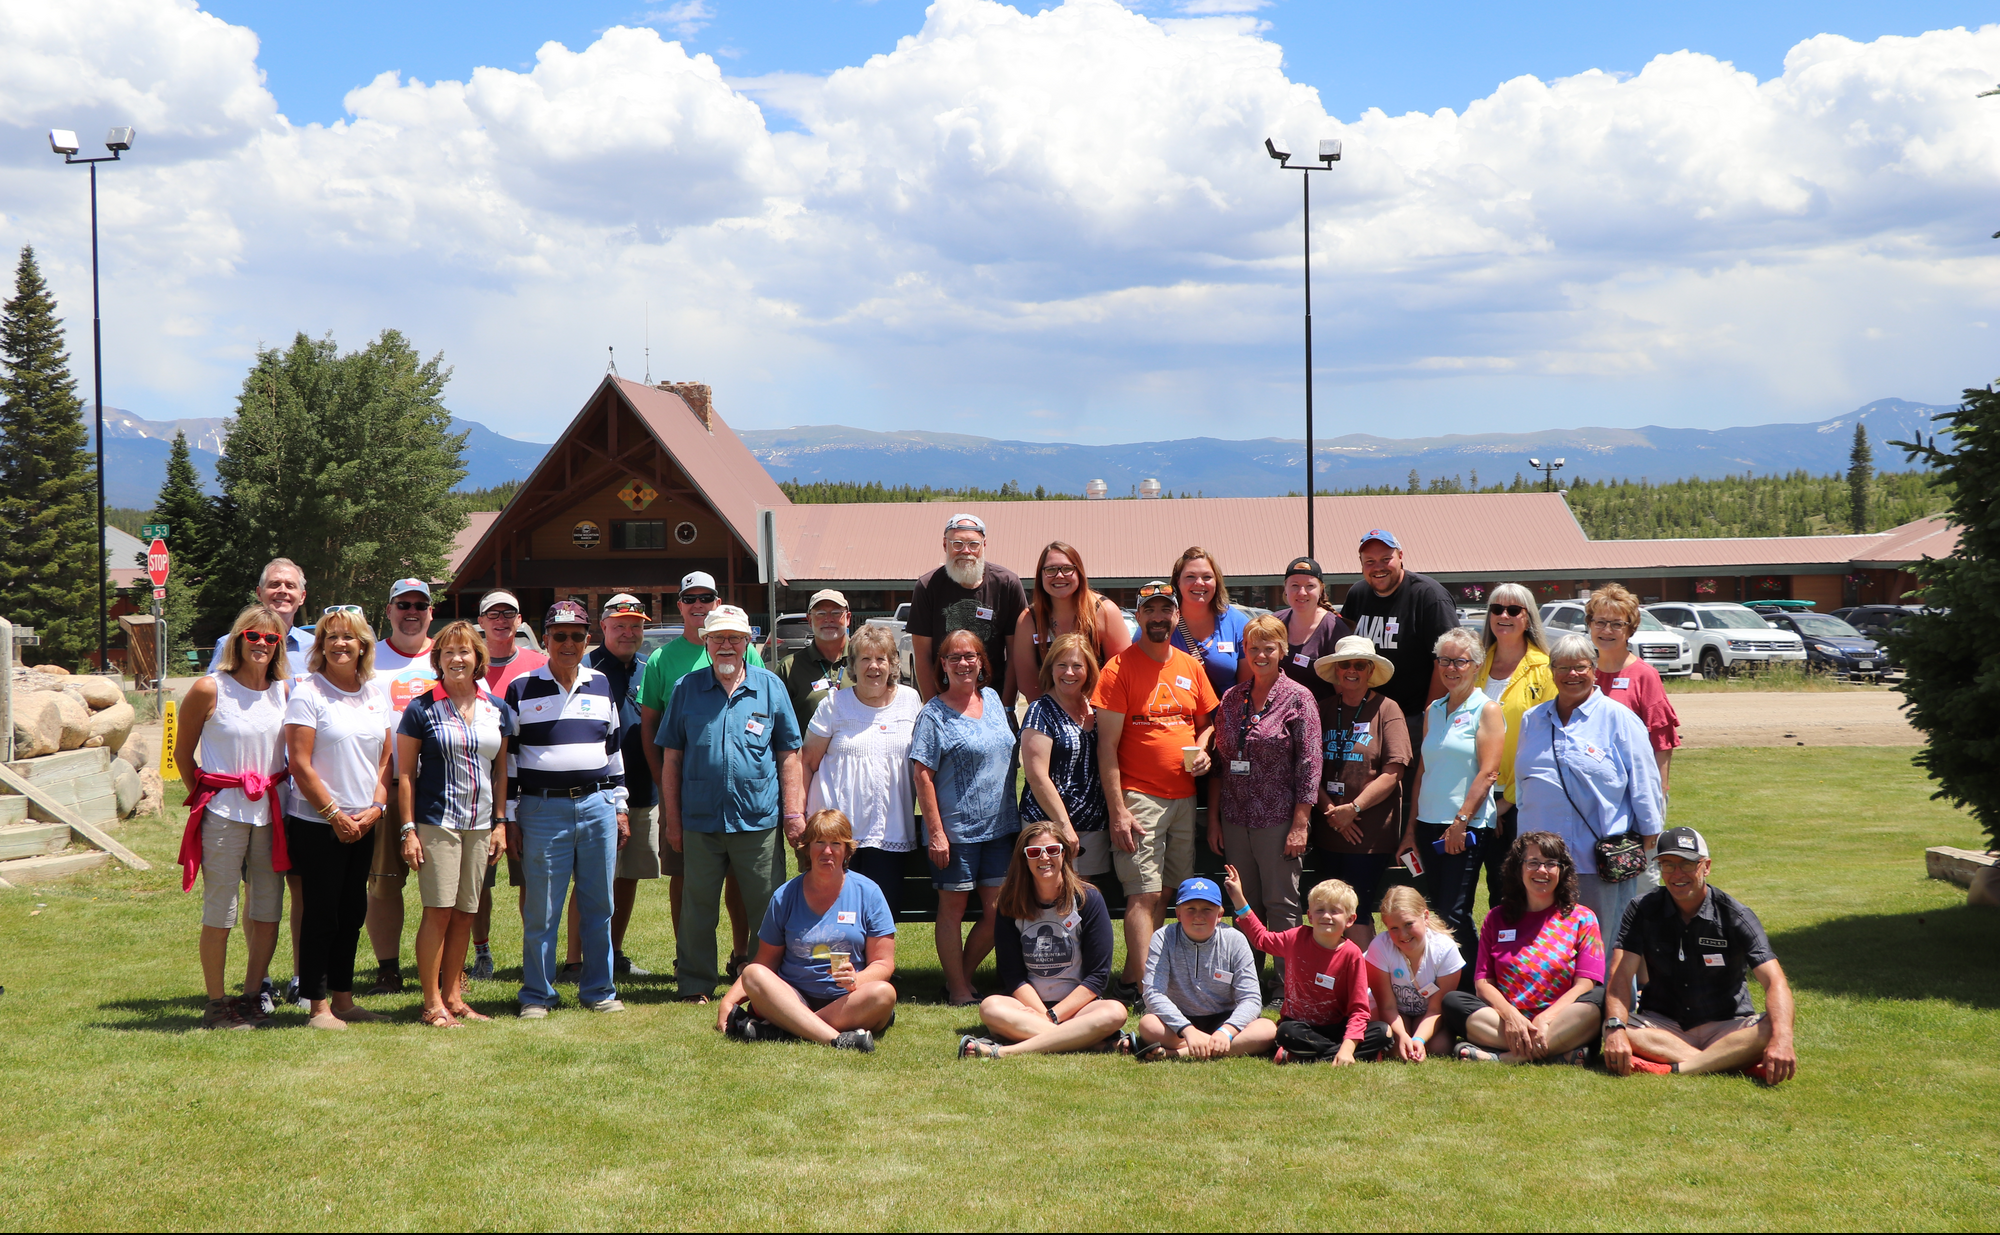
[945,558,985,589]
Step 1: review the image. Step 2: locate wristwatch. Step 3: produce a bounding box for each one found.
[400,822,418,837]
[1602,1017,1627,1035]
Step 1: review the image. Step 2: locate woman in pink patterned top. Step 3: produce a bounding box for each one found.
[1441,830,1605,1064]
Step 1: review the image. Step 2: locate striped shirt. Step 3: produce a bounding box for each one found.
[398,684,513,830]
[505,663,628,812]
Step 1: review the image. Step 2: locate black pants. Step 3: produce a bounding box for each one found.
[1276,1017,1394,1061]
[1441,986,1605,1043]
[1415,820,1483,971]
[847,846,907,922]
[1481,801,1519,911]
[285,816,372,1001]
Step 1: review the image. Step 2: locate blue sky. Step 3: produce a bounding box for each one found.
[8,1,2000,446]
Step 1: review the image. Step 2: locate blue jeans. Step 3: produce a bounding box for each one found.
[1416,821,1486,972]
[517,792,618,1008]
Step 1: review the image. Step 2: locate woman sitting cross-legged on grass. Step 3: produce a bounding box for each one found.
[1130,876,1276,1062]
[1361,885,1464,1062]
[1225,868,1387,1064]
[1441,831,1605,1064]
[959,823,1130,1060]
[716,810,896,1053]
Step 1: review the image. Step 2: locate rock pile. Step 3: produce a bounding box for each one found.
[9,667,149,820]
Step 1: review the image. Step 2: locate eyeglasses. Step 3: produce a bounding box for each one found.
[679,592,717,605]
[708,634,748,645]
[1022,844,1066,860]
[1435,655,1476,670]
[1041,565,1078,578]
[1588,618,1630,630]
[546,629,588,644]
[1523,859,1564,871]
[1488,604,1526,617]
[392,600,430,611]
[944,652,981,664]
[1554,663,1595,678]
[947,539,985,553]
[322,605,362,616]
[481,609,519,620]
[240,630,281,646]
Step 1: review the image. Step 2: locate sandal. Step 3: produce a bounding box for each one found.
[1453,1041,1501,1062]
[419,1007,463,1029]
[446,1004,492,1023]
[1132,1039,1170,1064]
[957,1034,1000,1060]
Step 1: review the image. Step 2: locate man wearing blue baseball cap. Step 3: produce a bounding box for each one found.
[1129,876,1274,1061]
[1339,529,1459,736]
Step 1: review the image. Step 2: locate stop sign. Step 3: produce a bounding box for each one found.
[147,538,170,587]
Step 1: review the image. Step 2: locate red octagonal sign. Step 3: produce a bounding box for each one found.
[147,538,170,587]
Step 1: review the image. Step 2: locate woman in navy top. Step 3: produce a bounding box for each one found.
[716,810,897,1052]
[1020,633,1109,878]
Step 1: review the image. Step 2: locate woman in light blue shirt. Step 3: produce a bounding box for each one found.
[911,629,1021,1006]
[1168,545,1254,699]
[1401,626,1503,968]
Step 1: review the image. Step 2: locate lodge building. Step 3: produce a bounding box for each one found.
[444,377,1953,623]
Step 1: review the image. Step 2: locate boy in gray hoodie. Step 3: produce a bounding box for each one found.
[1132,877,1276,1060]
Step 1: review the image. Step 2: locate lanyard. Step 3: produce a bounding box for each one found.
[1237,685,1274,754]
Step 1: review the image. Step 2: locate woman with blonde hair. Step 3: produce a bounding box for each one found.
[1024,541,1129,697]
[1362,885,1466,1061]
[174,604,292,1029]
[1585,583,1681,793]
[282,606,393,1030]
[1473,582,1556,904]
[1168,545,1253,699]
[802,623,923,919]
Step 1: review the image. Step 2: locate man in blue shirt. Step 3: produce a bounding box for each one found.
[658,604,805,1001]
[205,557,313,678]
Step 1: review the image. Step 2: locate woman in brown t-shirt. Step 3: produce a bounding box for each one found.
[1312,635,1412,949]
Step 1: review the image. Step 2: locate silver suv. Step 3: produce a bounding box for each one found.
[1540,601,1693,677]
[1644,602,1806,678]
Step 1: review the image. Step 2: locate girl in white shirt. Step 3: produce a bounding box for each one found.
[1362,885,1466,1061]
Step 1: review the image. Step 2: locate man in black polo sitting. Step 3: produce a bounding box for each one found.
[1601,826,1798,1084]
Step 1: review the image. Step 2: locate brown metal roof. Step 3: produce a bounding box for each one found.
[1852,515,1957,568]
[611,377,789,555]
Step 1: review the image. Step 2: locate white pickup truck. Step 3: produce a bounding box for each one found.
[863,603,918,683]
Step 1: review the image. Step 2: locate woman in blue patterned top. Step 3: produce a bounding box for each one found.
[1020,633,1107,879]
[911,629,1021,1006]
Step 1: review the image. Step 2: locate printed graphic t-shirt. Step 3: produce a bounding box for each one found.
[1474,903,1605,1015]
[1364,929,1466,1018]
[757,872,896,1002]
[1092,645,1219,800]
[1340,570,1458,723]
[906,563,1028,694]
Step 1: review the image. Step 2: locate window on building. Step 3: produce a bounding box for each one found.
[611,520,667,550]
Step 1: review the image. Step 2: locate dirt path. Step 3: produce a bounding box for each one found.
[1671,689,1918,749]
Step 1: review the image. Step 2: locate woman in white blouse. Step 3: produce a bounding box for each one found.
[801,623,923,920]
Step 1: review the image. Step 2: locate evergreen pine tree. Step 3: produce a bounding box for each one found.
[0,246,105,668]
[1406,468,1420,494]
[1847,421,1873,533]
[150,430,212,659]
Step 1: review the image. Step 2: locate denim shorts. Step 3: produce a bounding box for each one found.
[931,835,1016,891]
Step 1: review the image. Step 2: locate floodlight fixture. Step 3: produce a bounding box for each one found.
[49,129,80,155]
[1264,137,1290,162]
[105,127,135,151]
[1319,139,1341,163]
[1529,458,1542,469]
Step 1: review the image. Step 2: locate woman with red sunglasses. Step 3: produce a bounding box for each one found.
[958,822,1129,1059]
[173,605,293,1030]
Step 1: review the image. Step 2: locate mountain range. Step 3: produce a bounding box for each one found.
[79,397,1951,508]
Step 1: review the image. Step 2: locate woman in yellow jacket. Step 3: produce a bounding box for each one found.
[1471,582,1556,904]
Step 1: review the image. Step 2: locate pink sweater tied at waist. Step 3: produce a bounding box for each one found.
[178,769,291,892]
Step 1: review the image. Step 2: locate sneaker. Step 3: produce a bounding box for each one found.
[832,1028,875,1053]
[234,992,272,1028]
[1629,1057,1675,1075]
[285,975,309,1011]
[362,969,405,996]
[586,998,626,1013]
[465,951,495,983]
[1272,1046,1291,1066]
[254,978,277,1018]
[725,1002,757,1040]
[517,1003,550,1020]
[556,962,584,985]
[200,997,252,1031]
[614,952,651,977]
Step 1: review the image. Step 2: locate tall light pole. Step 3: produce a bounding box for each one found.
[48,126,135,677]
[1529,456,1566,492]
[1265,137,1340,561]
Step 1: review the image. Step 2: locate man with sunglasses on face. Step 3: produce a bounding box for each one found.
[636,572,765,978]
[465,590,548,979]
[206,557,314,679]
[359,579,442,996]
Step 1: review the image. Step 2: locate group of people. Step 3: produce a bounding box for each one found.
[170,514,1795,1082]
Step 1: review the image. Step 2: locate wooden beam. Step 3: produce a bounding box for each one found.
[0,763,151,871]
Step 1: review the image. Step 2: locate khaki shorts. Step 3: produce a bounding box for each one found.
[416,824,492,913]
[200,816,283,928]
[1630,1010,1764,1051]
[1113,791,1195,897]
[1074,828,1113,879]
[368,800,411,897]
[616,804,661,880]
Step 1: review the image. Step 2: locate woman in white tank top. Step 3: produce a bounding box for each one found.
[173,605,292,1031]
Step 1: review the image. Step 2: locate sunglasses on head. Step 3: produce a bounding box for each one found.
[1021,843,1066,860]
[240,630,282,646]
[1488,604,1527,617]
[392,599,430,611]
[1136,584,1175,600]
[602,602,647,618]
[546,629,588,644]
[323,605,362,616]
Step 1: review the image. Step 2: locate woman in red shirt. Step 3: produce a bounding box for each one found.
[1586,584,1681,794]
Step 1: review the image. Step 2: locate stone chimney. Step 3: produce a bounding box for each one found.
[658,381,713,431]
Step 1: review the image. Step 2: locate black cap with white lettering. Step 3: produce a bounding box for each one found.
[1656,826,1708,860]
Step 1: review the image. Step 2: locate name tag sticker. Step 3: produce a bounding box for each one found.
[1062,911,1081,932]
[1314,971,1339,990]
[1293,653,1312,667]
[1217,641,1234,654]
[1327,781,1346,795]
[1419,981,1440,998]
[745,719,765,736]
[1702,953,1725,967]
[1353,722,1370,734]
[812,678,832,691]
[1497,929,1517,943]
[1582,743,1604,760]
[1212,969,1231,983]
[975,607,994,621]
[1175,675,1193,690]
[836,911,857,925]
[1613,677,1630,689]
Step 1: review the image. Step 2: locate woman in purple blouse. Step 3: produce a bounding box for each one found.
[1208,613,1322,1000]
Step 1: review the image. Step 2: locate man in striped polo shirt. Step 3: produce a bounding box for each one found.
[504,600,630,1018]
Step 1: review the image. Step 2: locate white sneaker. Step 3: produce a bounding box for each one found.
[586,998,626,1013]
[518,1004,550,1020]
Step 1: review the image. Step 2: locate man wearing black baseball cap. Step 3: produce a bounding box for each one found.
[1601,827,1797,1083]
[1338,529,1459,727]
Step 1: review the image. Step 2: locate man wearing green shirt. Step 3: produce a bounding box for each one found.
[637,571,763,975]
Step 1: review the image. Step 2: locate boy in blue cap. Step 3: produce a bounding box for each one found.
[1130,876,1273,1060]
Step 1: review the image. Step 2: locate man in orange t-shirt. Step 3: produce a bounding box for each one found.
[1094,580,1219,997]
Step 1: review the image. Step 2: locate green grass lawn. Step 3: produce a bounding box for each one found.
[3,748,1996,1230]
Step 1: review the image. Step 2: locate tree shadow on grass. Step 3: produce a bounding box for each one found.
[1770,905,2000,1009]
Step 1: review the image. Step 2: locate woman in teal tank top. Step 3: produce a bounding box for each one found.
[1401,626,1503,967]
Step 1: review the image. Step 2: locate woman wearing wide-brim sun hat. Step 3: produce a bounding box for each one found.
[1309,636,1413,950]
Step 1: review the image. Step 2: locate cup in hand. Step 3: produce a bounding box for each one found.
[1181,745,1202,773]
[829,949,854,988]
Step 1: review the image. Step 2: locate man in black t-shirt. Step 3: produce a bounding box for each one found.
[907,512,1031,703]
[1602,827,1798,1084]
[1338,528,1457,724]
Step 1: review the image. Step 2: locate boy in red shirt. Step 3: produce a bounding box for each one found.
[1224,865,1390,1063]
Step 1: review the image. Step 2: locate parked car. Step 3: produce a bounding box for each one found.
[1829,604,1923,640]
[1541,601,1694,677]
[1750,606,1886,681]
[1456,606,1486,634]
[639,624,684,661]
[768,612,815,654]
[1643,601,1806,678]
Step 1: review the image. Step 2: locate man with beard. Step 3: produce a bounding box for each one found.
[908,514,1031,704]
[1338,529,1457,727]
